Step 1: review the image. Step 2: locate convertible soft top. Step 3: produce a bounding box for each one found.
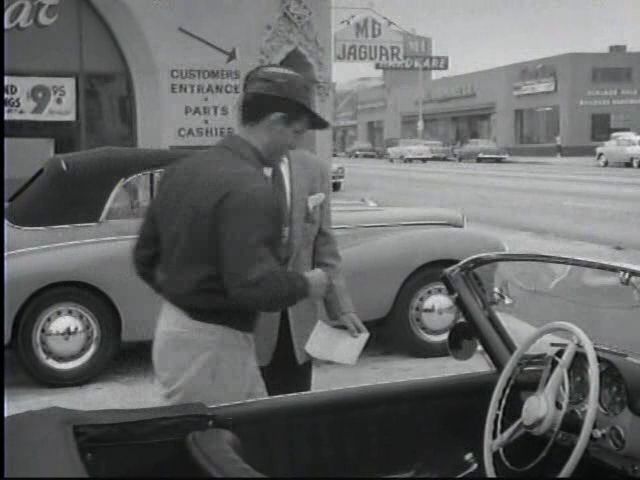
[6,147,194,227]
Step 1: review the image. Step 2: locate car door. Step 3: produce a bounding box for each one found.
[99,169,166,341]
[613,138,631,164]
[218,371,497,477]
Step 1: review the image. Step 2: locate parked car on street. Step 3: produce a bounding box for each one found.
[4,147,506,386]
[345,141,378,158]
[596,132,640,168]
[6,253,639,478]
[387,138,452,163]
[454,139,510,163]
[331,163,345,191]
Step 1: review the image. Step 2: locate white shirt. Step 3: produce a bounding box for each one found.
[280,155,291,214]
[263,156,291,215]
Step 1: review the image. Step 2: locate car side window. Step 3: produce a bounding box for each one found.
[104,170,164,221]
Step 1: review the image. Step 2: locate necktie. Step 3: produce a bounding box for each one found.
[271,161,290,260]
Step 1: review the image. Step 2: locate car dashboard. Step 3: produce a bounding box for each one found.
[519,349,640,477]
[564,351,640,477]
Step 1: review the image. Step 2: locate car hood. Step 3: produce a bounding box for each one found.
[332,206,464,228]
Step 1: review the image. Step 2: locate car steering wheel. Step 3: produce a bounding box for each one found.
[483,321,600,477]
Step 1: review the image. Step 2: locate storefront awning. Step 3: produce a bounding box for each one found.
[404,102,496,118]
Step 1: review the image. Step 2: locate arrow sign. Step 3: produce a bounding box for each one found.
[178,27,237,63]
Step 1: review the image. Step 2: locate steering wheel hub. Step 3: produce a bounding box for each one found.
[522,395,548,428]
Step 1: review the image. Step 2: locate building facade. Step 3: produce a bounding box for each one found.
[4,0,332,196]
[337,47,639,156]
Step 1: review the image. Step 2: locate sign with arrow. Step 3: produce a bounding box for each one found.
[178,27,237,63]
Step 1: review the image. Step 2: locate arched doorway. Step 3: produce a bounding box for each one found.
[4,0,136,197]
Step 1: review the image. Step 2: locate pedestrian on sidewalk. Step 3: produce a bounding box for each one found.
[555,134,562,158]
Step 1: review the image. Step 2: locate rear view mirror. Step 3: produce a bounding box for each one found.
[448,321,479,361]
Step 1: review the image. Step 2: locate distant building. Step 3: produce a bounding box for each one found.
[335,46,640,156]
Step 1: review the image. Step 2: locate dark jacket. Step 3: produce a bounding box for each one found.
[133,135,309,332]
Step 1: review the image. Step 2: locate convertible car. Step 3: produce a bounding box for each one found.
[6,253,639,477]
[4,147,505,386]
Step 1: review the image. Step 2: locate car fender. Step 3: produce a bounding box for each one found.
[337,228,507,323]
[4,237,161,346]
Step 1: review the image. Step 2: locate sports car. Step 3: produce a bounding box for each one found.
[6,253,639,477]
[4,147,505,386]
[454,139,510,163]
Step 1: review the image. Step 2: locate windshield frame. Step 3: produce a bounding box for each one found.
[443,253,640,369]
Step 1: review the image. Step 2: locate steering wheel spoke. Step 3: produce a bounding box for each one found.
[492,418,525,453]
[544,338,578,399]
[535,355,554,395]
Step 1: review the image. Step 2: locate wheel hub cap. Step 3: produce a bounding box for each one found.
[33,303,100,370]
[409,284,458,342]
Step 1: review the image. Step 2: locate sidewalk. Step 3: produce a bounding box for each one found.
[505,155,596,167]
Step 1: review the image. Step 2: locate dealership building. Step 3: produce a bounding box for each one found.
[335,45,640,156]
[4,0,333,197]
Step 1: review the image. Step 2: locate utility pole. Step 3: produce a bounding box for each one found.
[413,28,424,139]
[417,61,424,139]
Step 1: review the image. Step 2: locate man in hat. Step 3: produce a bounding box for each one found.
[243,65,368,396]
[134,64,365,406]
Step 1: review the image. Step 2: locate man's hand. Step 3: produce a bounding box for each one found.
[339,312,368,338]
[304,268,329,300]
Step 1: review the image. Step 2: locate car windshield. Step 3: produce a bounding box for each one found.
[468,259,640,358]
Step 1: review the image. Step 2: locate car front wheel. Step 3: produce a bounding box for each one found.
[388,267,458,357]
[332,182,342,192]
[597,154,608,167]
[16,286,120,386]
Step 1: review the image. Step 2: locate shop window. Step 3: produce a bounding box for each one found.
[515,106,559,144]
[592,67,632,83]
[85,74,135,149]
[591,113,631,142]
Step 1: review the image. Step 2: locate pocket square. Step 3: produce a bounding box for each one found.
[307,193,325,214]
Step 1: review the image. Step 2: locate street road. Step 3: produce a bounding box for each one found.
[338,157,640,252]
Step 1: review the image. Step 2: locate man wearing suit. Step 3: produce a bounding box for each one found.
[134,65,348,406]
[244,68,368,396]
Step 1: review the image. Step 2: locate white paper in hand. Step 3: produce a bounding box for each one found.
[304,320,369,365]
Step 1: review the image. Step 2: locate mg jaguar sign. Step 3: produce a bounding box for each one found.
[334,14,405,63]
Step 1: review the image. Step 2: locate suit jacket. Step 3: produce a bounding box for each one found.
[254,149,355,366]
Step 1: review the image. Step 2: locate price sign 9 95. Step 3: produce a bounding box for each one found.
[4,76,76,121]
[28,83,66,113]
